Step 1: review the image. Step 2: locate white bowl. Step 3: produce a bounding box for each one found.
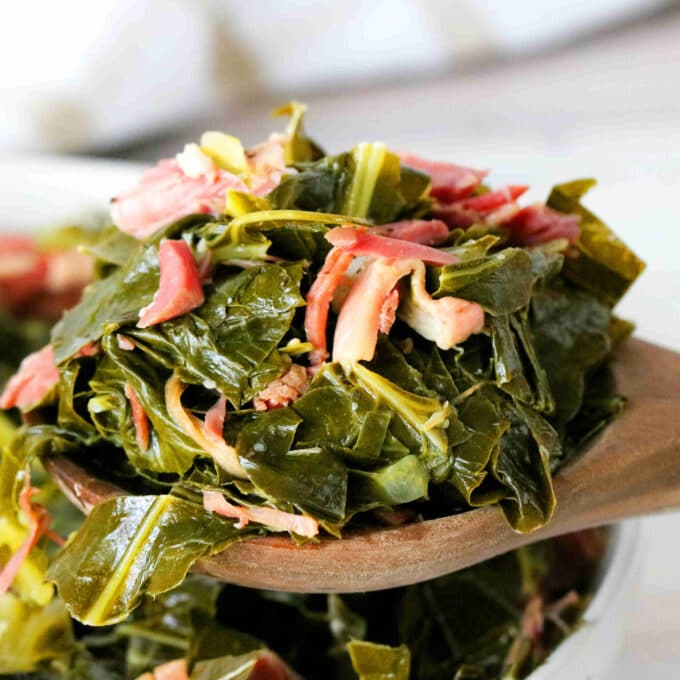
[529,522,642,679]
[1,155,643,679]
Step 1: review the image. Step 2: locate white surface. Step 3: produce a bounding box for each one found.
[530,523,642,680]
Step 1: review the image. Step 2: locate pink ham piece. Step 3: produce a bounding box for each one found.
[137,240,205,328]
[253,364,309,411]
[124,383,150,452]
[332,258,417,363]
[111,159,248,240]
[457,185,528,213]
[0,345,59,411]
[304,247,355,365]
[399,153,487,202]
[326,226,459,266]
[371,219,449,245]
[203,490,319,538]
[0,475,51,597]
[503,204,581,246]
[434,185,529,230]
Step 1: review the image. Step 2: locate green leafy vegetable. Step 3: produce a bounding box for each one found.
[47,494,250,626]
[547,179,645,304]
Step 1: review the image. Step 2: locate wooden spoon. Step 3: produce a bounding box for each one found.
[45,338,680,593]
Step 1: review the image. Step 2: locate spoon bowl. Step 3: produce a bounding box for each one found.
[46,338,680,592]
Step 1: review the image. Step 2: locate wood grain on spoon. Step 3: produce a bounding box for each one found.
[45,338,680,593]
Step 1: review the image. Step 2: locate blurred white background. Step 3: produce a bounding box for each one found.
[1,1,679,676]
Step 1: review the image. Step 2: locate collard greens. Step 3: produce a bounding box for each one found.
[0,105,643,678]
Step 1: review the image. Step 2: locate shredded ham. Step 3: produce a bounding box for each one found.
[371,219,449,245]
[458,185,528,213]
[434,185,528,229]
[332,258,417,363]
[0,345,59,411]
[398,262,485,350]
[0,473,52,597]
[326,226,459,266]
[112,132,291,240]
[137,240,205,328]
[204,490,318,538]
[504,203,581,246]
[253,364,310,411]
[398,153,487,202]
[111,158,248,240]
[304,247,355,365]
[164,374,246,479]
[124,383,150,452]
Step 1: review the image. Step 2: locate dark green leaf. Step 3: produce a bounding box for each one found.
[547,179,645,304]
[433,248,534,315]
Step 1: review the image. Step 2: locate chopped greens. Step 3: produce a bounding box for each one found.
[0,103,643,678]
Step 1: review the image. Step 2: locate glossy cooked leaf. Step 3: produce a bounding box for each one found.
[267,148,430,223]
[237,408,349,523]
[47,494,249,626]
[127,263,303,406]
[274,100,325,164]
[344,362,452,481]
[51,240,160,363]
[529,284,612,429]
[494,401,558,532]
[547,179,645,304]
[433,248,534,315]
[350,455,429,507]
[88,336,203,475]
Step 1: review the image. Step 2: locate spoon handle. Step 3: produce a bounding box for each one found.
[550,338,680,532]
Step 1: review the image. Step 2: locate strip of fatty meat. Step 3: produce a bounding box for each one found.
[138,240,205,328]
[504,204,581,245]
[111,158,248,240]
[304,247,355,365]
[326,226,459,266]
[398,262,485,349]
[332,258,418,363]
[204,490,318,538]
[433,185,528,229]
[398,153,487,202]
[370,219,449,245]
